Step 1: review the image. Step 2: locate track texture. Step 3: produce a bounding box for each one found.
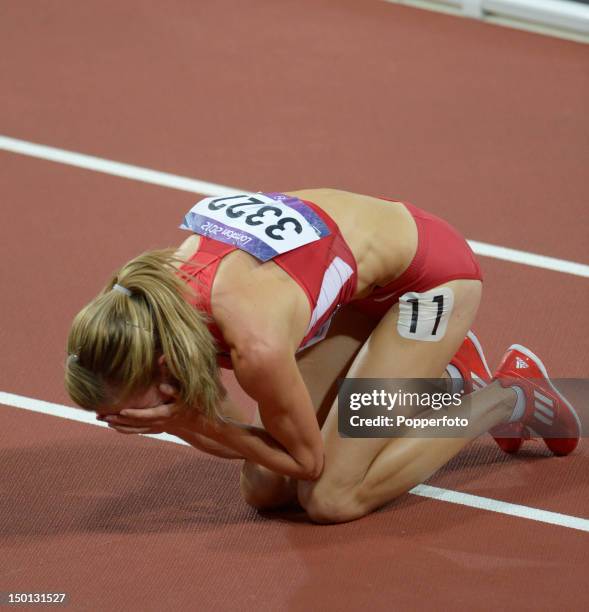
[1,1,588,609]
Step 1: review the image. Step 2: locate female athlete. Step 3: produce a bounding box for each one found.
[65,189,580,523]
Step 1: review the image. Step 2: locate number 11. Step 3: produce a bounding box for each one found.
[407,295,445,335]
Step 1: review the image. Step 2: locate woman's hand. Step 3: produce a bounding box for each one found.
[97,384,197,435]
[97,417,166,435]
[98,384,247,460]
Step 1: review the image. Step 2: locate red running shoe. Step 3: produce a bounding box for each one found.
[449,331,492,394]
[493,344,581,456]
[449,332,524,454]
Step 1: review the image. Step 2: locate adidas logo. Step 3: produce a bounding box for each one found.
[515,357,529,369]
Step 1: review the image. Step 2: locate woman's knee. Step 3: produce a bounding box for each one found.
[239,461,297,511]
[297,479,367,524]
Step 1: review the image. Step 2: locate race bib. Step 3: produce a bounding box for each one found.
[397,288,454,342]
[180,192,331,261]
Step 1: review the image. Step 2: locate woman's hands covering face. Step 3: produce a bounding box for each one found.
[96,383,191,435]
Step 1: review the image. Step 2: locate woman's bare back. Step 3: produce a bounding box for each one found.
[175,189,418,299]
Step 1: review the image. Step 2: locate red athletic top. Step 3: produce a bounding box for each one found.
[178,197,358,367]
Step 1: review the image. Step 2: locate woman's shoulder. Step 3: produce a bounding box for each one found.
[211,271,309,351]
[172,234,202,267]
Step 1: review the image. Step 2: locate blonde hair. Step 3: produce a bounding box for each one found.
[65,248,224,417]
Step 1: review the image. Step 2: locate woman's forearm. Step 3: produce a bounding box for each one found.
[169,418,308,477]
[167,424,245,460]
[212,419,321,480]
[173,395,322,479]
[165,392,253,460]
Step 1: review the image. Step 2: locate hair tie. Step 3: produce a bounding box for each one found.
[113,283,132,297]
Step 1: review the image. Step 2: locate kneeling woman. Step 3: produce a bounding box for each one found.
[65,189,580,524]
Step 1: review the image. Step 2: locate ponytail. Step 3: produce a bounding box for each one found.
[65,248,223,417]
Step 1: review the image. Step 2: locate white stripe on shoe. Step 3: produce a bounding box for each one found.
[534,401,554,418]
[471,372,486,388]
[534,389,554,406]
[534,411,553,426]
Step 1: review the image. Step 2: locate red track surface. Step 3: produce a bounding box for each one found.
[1,1,588,610]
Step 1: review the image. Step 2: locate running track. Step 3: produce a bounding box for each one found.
[1,1,588,610]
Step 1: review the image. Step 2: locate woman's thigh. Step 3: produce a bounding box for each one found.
[299,279,482,495]
[240,306,378,508]
[295,306,379,425]
[248,305,378,427]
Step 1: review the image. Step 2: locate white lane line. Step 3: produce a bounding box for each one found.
[413,485,589,532]
[467,240,589,278]
[0,134,245,197]
[2,390,588,532]
[1,134,588,278]
[0,391,187,446]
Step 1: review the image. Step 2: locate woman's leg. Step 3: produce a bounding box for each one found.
[239,307,379,510]
[297,279,516,524]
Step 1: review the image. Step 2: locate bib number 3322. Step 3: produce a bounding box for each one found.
[180,193,331,262]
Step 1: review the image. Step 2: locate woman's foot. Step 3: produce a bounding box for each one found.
[493,344,581,456]
[448,331,524,453]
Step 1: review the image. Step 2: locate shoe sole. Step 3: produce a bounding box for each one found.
[506,343,582,435]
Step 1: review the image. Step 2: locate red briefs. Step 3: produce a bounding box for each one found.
[352,201,482,318]
[178,194,482,364]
